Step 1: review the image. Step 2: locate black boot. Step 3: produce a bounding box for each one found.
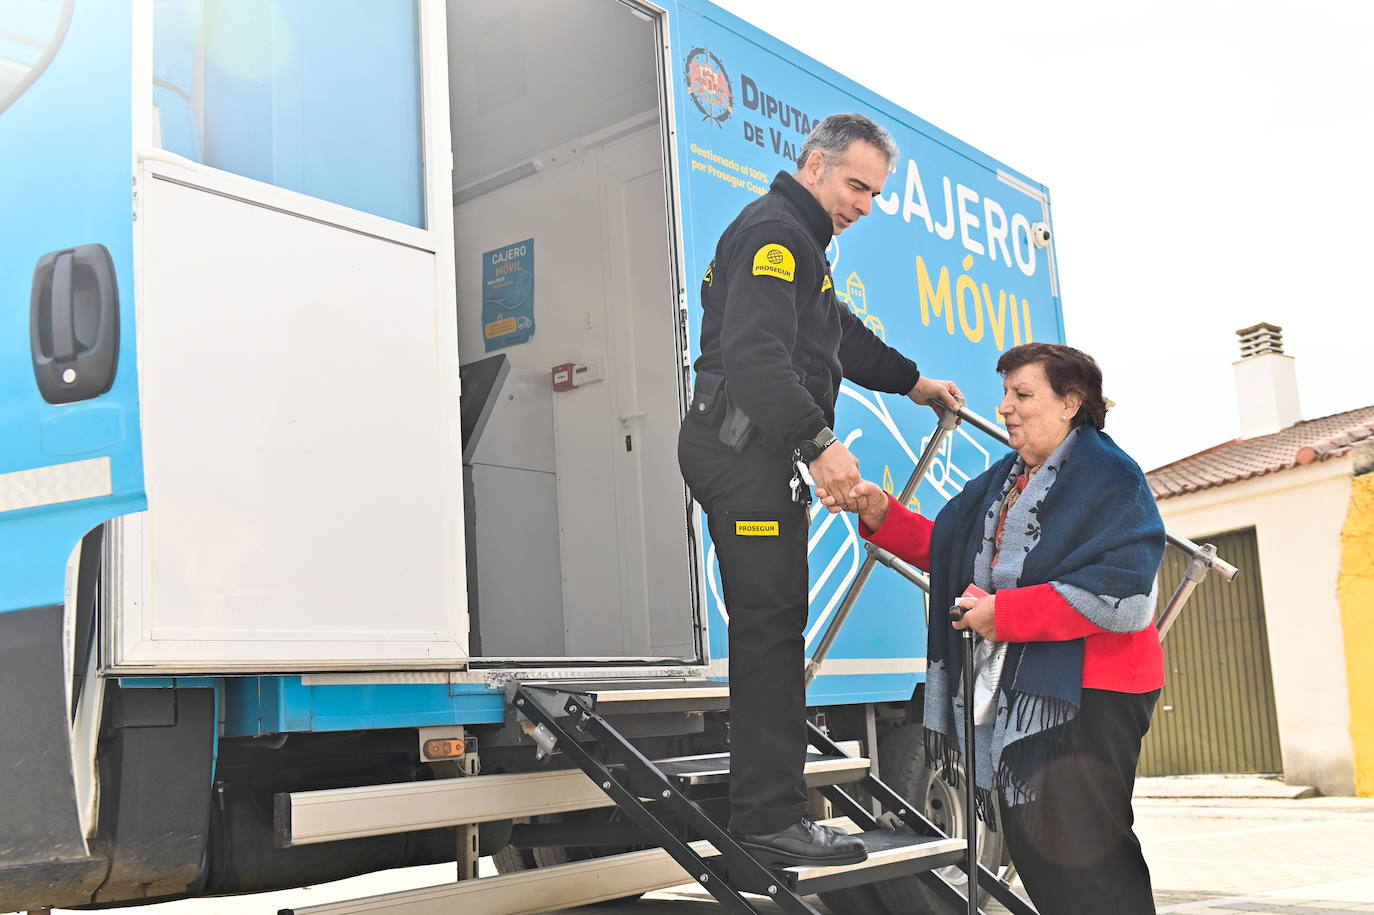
[731,816,868,866]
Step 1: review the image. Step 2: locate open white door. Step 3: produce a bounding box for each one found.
[107,0,465,672]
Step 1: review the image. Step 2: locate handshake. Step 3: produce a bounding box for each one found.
[812,472,890,532]
[806,375,964,532]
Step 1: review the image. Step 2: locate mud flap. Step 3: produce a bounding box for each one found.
[0,603,108,908]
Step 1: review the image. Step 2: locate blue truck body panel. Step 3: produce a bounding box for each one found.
[220,678,507,737]
[672,1,1064,707]
[0,1,146,615]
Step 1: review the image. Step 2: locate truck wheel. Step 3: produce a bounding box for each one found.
[872,722,1010,912]
[491,813,645,905]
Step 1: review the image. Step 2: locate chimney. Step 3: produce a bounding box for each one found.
[1233,322,1302,438]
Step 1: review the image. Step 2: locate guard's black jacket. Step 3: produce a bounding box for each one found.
[693,171,921,451]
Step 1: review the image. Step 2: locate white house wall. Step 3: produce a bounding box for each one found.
[1157,456,1356,795]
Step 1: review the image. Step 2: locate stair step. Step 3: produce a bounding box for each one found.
[279,819,968,915]
[791,829,966,896]
[520,678,730,715]
[278,741,862,846]
[659,747,868,789]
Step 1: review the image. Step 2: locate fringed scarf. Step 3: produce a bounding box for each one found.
[923,427,1164,826]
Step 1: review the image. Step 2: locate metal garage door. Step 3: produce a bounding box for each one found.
[1140,527,1283,776]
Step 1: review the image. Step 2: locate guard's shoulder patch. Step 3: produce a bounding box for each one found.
[752,243,796,282]
[821,274,833,293]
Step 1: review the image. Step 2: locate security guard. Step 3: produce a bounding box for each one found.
[678,113,964,867]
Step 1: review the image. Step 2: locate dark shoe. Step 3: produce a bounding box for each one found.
[731,817,868,867]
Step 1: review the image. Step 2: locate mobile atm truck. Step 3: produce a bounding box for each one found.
[0,2,1236,913]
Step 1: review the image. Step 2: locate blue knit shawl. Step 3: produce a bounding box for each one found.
[922,427,1165,820]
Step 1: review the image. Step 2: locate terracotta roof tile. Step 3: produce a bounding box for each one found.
[1146,405,1374,500]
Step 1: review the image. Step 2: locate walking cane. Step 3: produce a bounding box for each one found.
[951,601,980,915]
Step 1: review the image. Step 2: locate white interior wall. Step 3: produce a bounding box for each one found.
[455,155,613,655]
[1158,457,1356,794]
[454,126,692,660]
[446,0,658,190]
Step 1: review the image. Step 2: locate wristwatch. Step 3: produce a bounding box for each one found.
[796,427,837,463]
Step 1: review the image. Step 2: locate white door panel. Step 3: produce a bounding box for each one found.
[109,176,465,671]
[614,163,694,658]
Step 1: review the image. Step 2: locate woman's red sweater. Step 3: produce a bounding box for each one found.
[860,493,1163,693]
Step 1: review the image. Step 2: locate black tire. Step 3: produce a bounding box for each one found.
[492,812,646,905]
[872,722,1010,913]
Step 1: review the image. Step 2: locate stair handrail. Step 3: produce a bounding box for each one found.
[803,406,959,686]
[805,404,1240,686]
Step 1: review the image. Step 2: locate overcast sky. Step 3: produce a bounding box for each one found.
[721,0,1373,470]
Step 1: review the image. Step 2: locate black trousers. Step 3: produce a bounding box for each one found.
[998,687,1161,915]
[678,416,810,835]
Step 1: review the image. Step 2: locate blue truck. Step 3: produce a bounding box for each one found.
[0,2,1085,911]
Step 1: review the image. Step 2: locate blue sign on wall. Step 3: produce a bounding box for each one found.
[482,238,536,352]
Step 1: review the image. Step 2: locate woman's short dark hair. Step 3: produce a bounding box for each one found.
[996,342,1109,431]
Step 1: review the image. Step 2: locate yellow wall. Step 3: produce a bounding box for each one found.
[1340,473,1374,797]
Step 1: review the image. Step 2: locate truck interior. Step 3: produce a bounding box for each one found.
[447,0,698,664]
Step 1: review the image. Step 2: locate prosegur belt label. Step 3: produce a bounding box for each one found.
[483,238,535,352]
[735,520,779,536]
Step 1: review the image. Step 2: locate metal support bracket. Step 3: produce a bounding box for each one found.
[457,823,479,882]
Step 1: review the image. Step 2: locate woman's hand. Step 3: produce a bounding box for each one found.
[815,479,889,531]
[951,591,997,640]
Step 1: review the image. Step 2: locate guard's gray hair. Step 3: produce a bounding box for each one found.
[795,113,899,173]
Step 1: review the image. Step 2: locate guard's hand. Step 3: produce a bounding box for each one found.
[951,591,997,640]
[908,376,966,418]
[807,440,862,511]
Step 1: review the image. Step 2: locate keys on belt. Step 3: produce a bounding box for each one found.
[790,458,813,506]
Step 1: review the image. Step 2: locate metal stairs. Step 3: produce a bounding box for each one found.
[275,677,1035,914]
[504,678,1036,915]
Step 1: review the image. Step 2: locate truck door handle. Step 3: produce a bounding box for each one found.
[30,243,120,404]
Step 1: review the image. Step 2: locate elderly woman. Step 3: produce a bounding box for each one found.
[820,342,1165,915]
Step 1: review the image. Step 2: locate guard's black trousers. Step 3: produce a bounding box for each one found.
[678,416,810,835]
[999,687,1161,915]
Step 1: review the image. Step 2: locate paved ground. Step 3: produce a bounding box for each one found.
[571,786,1374,915]
[17,778,1374,915]
[1122,794,1374,915]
